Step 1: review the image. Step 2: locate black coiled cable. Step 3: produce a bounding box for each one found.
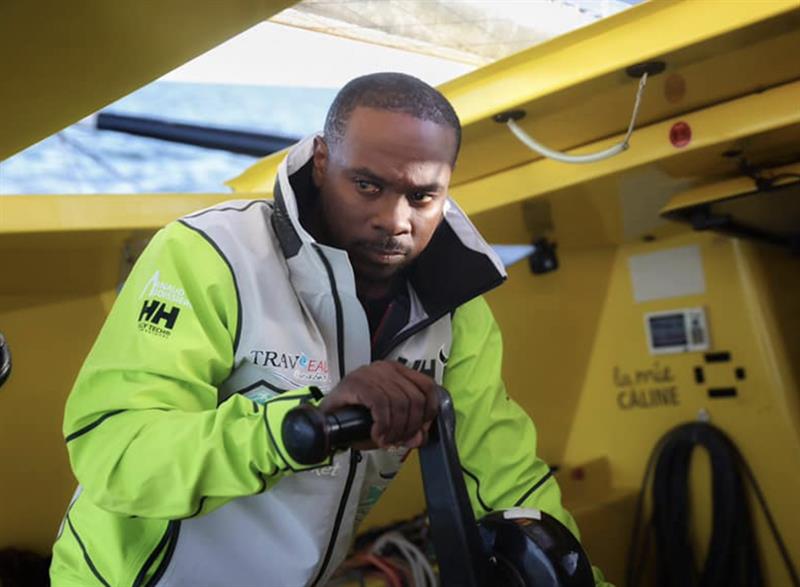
[0,332,11,388]
[626,421,799,587]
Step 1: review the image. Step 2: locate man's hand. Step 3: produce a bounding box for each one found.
[320,361,438,450]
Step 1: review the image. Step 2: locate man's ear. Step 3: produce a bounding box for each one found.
[312,136,329,188]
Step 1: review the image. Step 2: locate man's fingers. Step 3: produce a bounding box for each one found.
[365,386,392,447]
[403,430,425,449]
[422,382,439,424]
[324,361,439,450]
[403,420,433,449]
[319,388,354,413]
[384,378,420,445]
[392,374,427,441]
[394,383,415,443]
[391,362,439,422]
[391,361,434,387]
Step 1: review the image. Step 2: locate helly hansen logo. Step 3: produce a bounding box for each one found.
[138,299,180,337]
[140,300,180,328]
[397,357,437,378]
[397,347,449,380]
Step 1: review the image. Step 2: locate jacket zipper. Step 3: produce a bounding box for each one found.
[374,275,506,360]
[138,520,180,587]
[376,314,441,360]
[310,450,361,586]
[309,248,427,583]
[310,244,359,586]
[131,521,172,587]
[309,257,451,584]
[312,244,346,380]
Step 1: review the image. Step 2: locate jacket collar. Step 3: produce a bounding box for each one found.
[271,135,507,318]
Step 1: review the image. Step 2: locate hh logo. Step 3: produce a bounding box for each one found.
[397,357,437,378]
[397,347,448,379]
[138,299,181,337]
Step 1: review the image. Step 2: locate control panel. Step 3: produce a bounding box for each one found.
[644,307,710,355]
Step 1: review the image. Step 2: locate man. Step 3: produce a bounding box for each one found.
[51,73,609,586]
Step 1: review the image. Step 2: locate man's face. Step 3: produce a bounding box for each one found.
[312,107,456,291]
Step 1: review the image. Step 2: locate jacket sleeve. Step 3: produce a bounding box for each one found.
[443,296,612,587]
[63,220,323,520]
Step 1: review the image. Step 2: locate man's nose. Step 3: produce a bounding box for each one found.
[372,194,412,236]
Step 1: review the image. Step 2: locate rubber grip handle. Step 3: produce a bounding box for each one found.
[282,404,373,465]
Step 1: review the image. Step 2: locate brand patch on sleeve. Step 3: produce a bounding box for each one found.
[137,270,192,337]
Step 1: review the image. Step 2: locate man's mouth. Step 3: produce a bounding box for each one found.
[360,243,410,263]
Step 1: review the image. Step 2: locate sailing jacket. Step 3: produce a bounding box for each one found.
[50,136,605,586]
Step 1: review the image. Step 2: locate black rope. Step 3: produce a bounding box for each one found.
[626,422,799,587]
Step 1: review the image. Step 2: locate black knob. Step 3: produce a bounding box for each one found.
[281,404,373,465]
[282,404,330,465]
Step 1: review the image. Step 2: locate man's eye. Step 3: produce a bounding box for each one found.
[409,192,433,204]
[355,179,380,194]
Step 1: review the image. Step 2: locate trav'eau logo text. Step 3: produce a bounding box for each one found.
[137,270,190,337]
[250,350,329,383]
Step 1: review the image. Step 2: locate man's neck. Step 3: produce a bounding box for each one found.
[305,200,328,245]
[356,275,401,303]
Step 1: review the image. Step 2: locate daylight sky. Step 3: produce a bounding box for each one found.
[161,22,475,89]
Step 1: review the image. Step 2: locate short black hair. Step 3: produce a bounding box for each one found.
[323,72,461,164]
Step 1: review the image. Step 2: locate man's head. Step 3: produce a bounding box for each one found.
[311,72,461,298]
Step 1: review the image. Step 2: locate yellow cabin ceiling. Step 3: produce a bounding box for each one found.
[4,0,799,188]
[0,0,296,162]
[229,0,800,197]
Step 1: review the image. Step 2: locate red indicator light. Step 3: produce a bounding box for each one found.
[670,121,692,148]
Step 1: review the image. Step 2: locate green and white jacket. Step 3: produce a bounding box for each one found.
[51,136,602,586]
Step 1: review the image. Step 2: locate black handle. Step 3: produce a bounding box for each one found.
[282,403,373,465]
[419,387,489,587]
[282,389,491,585]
